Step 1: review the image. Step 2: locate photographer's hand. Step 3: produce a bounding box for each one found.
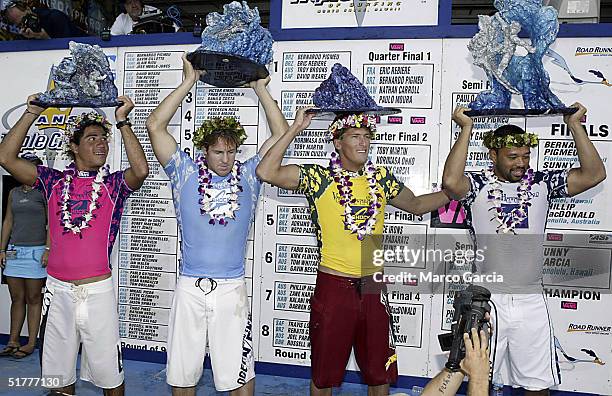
[21,27,50,39]
[460,328,490,396]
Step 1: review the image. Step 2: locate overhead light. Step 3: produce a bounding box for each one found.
[544,0,600,23]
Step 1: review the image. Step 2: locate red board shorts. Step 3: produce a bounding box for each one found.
[309,271,398,388]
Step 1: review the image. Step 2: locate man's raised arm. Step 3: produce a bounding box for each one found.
[0,94,45,186]
[250,76,290,156]
[442,107,474,200]
[256,108,313,190]
[117,96,148,190]
[146,53,203,166]
[389,188,450,216]
[564,103,606,196]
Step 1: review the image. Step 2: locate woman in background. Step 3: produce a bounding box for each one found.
[0,153,48,359]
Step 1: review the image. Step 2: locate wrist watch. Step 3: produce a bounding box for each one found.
[116,119,132,129]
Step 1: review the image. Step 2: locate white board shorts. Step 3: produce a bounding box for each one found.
[40,275,124,389]
[166,276,255,391]
[490,293,561,391]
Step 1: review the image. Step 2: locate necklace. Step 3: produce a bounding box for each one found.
[60,163,109,236]
[484,166,534,234]
[329,152,381,240]
[196,155,242,226]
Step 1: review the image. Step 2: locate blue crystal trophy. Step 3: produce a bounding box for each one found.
[307,63,400,118]
[187,1,272,88]
[32,41,121,108]
[466,0,577,117]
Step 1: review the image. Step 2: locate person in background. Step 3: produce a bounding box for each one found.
[1,0,85,39]
[0,153,48,359]
[110,0,178,35]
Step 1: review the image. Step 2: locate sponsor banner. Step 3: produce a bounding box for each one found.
[280,0,438,29]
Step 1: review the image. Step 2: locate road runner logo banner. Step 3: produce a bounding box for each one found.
[281,0,438,29]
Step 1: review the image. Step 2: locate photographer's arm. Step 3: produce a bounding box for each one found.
[422,369,464,396]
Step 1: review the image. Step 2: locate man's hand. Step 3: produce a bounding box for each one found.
[460,327,490,382]
[452,106,474,129]
[116,95,135,121]
[0,251,5,269]
[26,94,45,115]
[247,76,271,92]
[292,108,314,132]
[41,250,49,268]
[21,27,50,39]
[564,102,587,127]
[182,52,204,83]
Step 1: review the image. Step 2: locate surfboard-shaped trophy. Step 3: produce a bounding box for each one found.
[465,0,577,117]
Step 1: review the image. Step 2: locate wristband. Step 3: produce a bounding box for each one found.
[44,247,50,251]
[116,119,132,129]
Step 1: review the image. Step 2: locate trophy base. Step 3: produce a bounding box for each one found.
[187,50,269,88]
[464,107,578,118]
[30,100,124,108]
[305,107,401,118]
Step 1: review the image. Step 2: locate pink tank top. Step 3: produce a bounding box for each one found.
[34,165,132,281]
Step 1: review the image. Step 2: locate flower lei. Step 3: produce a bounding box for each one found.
[60,163,109,236]
[193,117,247,150]
[328,114,377,141]
[330,152,381,240]
[63,112,112,157]
[484,166,534,234]
[196,155,242,225]
[482,131,539,149]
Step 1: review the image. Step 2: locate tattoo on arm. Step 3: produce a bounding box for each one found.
[437,371,455,395]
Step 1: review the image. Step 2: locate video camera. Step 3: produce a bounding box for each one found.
[438,285,491,371]
[21,12,40,32]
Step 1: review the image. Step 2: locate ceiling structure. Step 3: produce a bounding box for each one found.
[452,0,612,24]
[120,0,612,31]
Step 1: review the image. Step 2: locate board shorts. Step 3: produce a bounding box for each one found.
[166,276,255,391]
[490,293,561,391]
[40,275,123,389]
[309,271,398,388]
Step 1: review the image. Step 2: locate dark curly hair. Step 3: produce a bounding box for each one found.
[66,120,111,160]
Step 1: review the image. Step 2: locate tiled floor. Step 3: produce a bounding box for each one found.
[0,345,416,395]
